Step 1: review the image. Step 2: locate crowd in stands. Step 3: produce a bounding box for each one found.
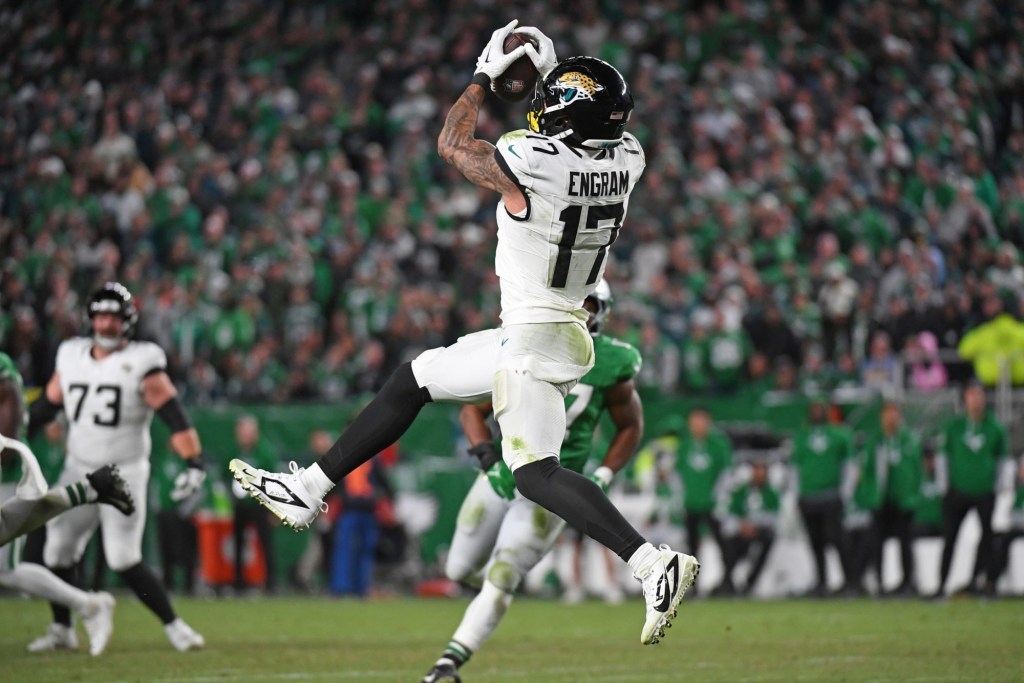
[2,0,1024,405]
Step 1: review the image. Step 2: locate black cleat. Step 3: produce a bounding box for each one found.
[86,465,135,516]
[422,659,462,683]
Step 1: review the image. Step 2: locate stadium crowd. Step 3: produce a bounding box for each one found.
[3,0,1024,403]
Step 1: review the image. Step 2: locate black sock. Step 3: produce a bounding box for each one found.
[50,565,77,626]
[513,458,646,562]
[119,563,176,625]
[318,362,432,482]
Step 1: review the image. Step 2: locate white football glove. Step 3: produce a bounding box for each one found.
[515,26,558,80]
[473,19,529,86]
[170,465,206,502]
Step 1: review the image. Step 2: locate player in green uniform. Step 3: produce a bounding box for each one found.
[421,281,645,683]
[933,383,1010,597]
[0,351,133,655]
[790,401,855,596]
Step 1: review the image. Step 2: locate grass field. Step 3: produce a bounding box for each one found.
[1,596,1022,682]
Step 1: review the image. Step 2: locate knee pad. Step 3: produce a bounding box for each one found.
[445,556,479,585]
[486,557,522,594]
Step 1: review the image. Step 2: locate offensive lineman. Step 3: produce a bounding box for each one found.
[422,281,643,682]
[0,351,134,655]
[231,22,698,645]
[27,283,206,652]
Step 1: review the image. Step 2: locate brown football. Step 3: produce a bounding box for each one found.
[494,33,539,103]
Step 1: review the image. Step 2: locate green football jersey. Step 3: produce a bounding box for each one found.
[0,351,26,484]
[559,334,642,473]
[488,334,641,495]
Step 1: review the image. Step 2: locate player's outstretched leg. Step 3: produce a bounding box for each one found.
[230,362,433,530]
[0,465,133,546]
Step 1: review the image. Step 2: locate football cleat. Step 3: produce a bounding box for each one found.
[27,623,78,653]
[635,544,700,645]
[80,591,116,656]
[164,618,205,652]
[87,465,135,516]
[421,658,462,683]
[229,459,326,531]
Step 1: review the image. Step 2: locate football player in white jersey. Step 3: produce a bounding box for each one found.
[0,352,133,655]
[27,283,206,652]
[231,21,698,645]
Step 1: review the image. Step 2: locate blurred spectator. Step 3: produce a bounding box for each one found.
[818,262,858,361]
[957,301,1024,386]
[861,331,900,395]
[713,461,781,597]
[292,429,339,592]
[790,402,855,597]
[707,308,751,394]
[865,403,923,596]
[331,454,393,597]
[907,332,948,391]
[933,384,1009,597]
[675,407,732,594]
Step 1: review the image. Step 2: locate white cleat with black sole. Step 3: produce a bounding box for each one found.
[636,544,700,645]
[228,459,326,531]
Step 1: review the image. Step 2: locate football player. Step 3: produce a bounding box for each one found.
[231,21,698,644]
[422,281,644,683]
[0,351,133,655]
[27,283,206,652]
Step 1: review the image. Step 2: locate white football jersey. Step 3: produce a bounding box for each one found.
[493,129,646,325]
[55,337,166,467]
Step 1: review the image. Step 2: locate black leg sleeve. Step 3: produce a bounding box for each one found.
[49,565,77,626]
[513,458,646,563]
[317,362,432,482]
[119,562,177,625]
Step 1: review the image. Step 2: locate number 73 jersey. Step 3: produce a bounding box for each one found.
[56,337,167,467]
[494,129,645,326]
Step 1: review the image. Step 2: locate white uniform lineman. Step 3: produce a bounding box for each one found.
[44,337,164,571]
[30,282,205,653]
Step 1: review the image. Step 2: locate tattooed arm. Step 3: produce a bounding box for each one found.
[438,84,527,214]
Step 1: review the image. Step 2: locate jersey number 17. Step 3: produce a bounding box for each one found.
[550,202,624,288]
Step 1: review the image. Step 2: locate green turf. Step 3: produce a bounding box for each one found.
[1,596,1021,682]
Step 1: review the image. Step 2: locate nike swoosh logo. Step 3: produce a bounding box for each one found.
[654,555,680,612]
[255,476,310,509]
[507,145,522,159]
[501,338,509,346]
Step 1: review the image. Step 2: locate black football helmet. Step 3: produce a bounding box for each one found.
[87,282,138,348]
[528,56,634,149]
[585,279,613,336]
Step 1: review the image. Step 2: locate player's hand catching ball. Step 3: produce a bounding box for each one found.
[171,460,207,502]
[516,26,557,79]
[473,19,529,88]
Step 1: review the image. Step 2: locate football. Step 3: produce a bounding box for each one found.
[493,32,539,102]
